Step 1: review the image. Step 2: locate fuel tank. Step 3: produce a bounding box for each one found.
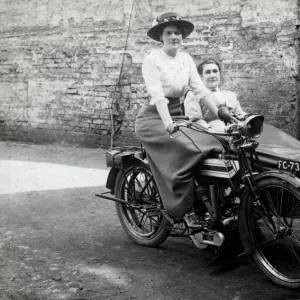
[199,158,240,179]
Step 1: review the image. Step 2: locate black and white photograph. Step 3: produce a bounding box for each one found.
[0,0,300,299]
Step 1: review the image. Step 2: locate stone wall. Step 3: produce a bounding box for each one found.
[0,0,298,147]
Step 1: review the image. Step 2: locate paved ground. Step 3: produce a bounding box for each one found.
[0,141,300,300]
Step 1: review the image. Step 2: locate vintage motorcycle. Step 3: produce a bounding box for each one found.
[96,108,300,289]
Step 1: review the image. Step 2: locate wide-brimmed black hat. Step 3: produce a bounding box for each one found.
[147,12,194,42]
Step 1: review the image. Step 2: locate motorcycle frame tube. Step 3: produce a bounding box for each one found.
[209,185,219,220]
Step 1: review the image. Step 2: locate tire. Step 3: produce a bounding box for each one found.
[240,176,300,289]
[114,162,170,247]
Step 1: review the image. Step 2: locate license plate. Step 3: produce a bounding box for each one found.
[277,160,300,172]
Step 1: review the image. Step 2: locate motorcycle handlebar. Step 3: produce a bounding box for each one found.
[172,114,263,138]
[172,119,235,136]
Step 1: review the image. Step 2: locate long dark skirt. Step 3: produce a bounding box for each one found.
[135,100,223,218]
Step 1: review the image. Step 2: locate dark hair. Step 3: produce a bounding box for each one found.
[197,59,222,76]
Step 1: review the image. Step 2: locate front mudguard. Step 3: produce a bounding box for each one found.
[238,170,300,254]
[253,170,300,188]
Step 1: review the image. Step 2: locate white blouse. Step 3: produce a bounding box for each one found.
[184,88,246,121]
[142,48,211,105]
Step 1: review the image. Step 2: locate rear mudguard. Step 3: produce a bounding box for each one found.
[106,167,119,193]
[238,170,300,254]
[105,146,149,194]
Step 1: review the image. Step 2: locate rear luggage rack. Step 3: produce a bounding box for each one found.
[106,145,146,169]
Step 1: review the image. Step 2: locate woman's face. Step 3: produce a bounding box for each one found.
[161,25,182,51]
[201,63,221,90]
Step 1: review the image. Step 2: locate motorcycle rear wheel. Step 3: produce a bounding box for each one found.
[115,163,170,247]
[241,176,300,289]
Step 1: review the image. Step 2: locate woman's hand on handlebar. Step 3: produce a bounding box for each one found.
[164,121,176,134]
[165,116,189,133]
[166,118,212,134]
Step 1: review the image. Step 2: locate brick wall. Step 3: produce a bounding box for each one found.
[0,0,298,147]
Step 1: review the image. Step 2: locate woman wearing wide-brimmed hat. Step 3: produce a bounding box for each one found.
[135,12,226,226]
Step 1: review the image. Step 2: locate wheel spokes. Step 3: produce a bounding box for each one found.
[252,185,300,280]
[121,168,163,236]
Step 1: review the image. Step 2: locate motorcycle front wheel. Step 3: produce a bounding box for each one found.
[114,162,170,247]
[240,176,300,289]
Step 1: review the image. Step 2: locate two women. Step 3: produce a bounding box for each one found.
[135,12,225,223]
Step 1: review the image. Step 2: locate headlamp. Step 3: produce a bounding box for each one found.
[239,115,264,138]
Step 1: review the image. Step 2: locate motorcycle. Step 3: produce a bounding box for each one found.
[96,108,300,289]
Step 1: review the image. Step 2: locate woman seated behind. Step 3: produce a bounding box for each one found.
[184,58,248,131]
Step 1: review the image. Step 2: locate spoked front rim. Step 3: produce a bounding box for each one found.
[120,168,164,239]
[250,183,300,283]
